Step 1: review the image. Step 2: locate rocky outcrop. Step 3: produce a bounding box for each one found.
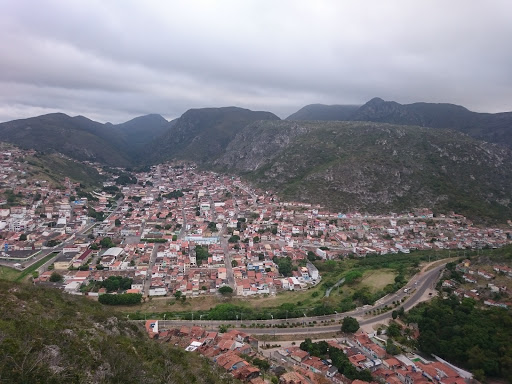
[214,120,512,222]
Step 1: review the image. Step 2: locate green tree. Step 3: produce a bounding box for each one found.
[100,237,115,248]
[386,340,401,355]
[341,316,359,333]
[228,235,240,243]
[344,270,363,284]
[273,256,293,277]
[174,290,182,300]
[219,286,233,295]
[252,358,270,371]
[19,233,27,241]
[49,272,63,282]
[98,293,142,305]
[115,219,121,227]
[46,239,61,247]
[387,322,402,338]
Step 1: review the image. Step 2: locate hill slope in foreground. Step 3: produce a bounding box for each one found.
[214,120,512,222]
[0,280,233,384]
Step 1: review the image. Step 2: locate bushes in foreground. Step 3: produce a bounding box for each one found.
[99,293,142,305]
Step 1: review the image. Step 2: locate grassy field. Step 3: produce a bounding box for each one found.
[0,252,58,282]
[359,269,397,290]
[0,265,22,281]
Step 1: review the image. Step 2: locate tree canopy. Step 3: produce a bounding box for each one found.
[219,286,233,295]
[98,293,142,305]
[49,272,63,282]
[405,296,512,381]
[273,256,293,277]
[100,237,115,248]
[341,316,359,333]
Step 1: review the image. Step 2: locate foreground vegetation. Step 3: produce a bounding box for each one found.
[0,280,235,384]
[404,297,512,382]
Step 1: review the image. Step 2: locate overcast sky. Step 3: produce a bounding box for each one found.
[1,0,511,123]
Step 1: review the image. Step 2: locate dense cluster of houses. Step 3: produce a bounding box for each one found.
[145,322,264,383]
[441,259,512,309]
[2,146,511,300]
[0,146,105,258]
[145,322,470,384]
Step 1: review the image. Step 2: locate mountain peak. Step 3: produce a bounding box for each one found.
[120,114,168,126]
[367,97,385,104]
[286,104,361,121]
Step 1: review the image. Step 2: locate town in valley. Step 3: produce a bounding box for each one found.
[1,143,511,384]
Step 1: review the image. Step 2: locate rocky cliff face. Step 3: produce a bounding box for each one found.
[214,120,512,222]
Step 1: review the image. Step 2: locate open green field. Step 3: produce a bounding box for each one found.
[0,265,22,281]
[0,252,59,282]
[359,269,397,290]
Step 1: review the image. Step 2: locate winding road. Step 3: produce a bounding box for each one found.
[146,262,445,336]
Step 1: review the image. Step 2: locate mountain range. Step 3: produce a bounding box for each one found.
[1,98,512,221]
[0,112,169,166]
[288,97,512,148]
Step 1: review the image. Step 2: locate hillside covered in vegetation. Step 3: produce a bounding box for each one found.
[0,280,234,383]
[214,120,512,222]
[405,296,512,382]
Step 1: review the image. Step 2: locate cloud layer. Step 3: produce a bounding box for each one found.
[1,0,511,123]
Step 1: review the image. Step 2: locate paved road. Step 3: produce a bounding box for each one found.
[219,184,238,289]
[178,204,187,240]
[139,263,446,336]
[143,243,159,297]
[219,224,235,288]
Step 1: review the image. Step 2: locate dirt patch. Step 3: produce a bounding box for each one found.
[360,269,397,291]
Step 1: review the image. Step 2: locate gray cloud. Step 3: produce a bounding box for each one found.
[1,0,511,123]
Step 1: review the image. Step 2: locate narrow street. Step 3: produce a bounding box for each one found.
[143,243,159,297]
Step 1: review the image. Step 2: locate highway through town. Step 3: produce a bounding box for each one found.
[146,262,446,336]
